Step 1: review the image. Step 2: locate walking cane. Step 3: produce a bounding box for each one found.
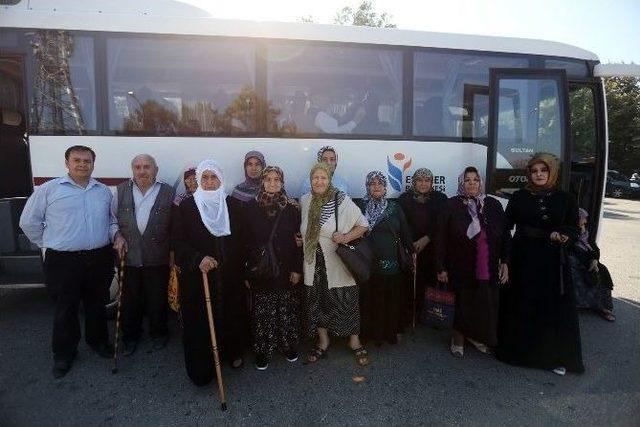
[412,253,417,330]
[201,271,228,411]
[112,257,125,374]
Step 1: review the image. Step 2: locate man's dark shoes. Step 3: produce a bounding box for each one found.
[151,336,168,351]
[122,340,138,357]
[90,342,114,359]
[52,352,76,379]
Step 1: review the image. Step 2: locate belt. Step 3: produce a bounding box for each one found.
[48,245,111,256]
[515,225,549,239]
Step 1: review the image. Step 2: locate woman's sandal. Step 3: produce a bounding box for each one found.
[352,347,370,366]
[450,338,464,358]
[600,310,616,322]
[306,347,328,364]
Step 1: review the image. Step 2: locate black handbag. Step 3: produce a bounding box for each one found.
[333,194,375,284]
[386,221,413,273]
[244,212,282,283]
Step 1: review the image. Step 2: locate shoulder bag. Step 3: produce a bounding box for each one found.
[244,212,282,284]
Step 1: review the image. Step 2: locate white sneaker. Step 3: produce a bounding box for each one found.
[450,338,464,358]
[552,367,566,376]
[466,337,490,354]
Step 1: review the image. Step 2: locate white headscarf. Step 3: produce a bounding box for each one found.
[193,159,231,237]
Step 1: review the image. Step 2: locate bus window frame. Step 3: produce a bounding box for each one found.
[486,68,571,195]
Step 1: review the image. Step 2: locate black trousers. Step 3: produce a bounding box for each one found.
[44,246,114,361]
[121,265,170,342]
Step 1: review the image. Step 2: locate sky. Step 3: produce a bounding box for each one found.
[182,0,640,64]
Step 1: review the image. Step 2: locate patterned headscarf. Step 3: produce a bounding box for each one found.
[576,207,593,252]
[231,151,266,202]
[317,146,338,164]
[525,152,559,192]
[193,159,230,236]
[457,167,486,240]
[304,163,339,263]
[364,171,388,231]
[411,168,434,203]
[256,166,289,218]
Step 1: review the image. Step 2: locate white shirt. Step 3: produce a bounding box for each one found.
[111,180,162,235]
[314,111,357,134]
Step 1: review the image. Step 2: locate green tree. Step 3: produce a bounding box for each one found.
[604,77,640,176]
[334,1,396,27]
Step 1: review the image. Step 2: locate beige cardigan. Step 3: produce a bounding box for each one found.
[300,193,368,289]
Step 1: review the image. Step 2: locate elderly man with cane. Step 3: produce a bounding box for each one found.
[20,145,126,378]
[112,154,174,356]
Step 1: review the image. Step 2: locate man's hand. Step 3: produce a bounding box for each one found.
[113,233,128,260]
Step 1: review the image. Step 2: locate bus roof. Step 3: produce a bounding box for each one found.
[1,0,599,61]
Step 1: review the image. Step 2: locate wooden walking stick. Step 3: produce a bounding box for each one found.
[412,253,417,330]
[112,257,125,374]
[201,271,228,411]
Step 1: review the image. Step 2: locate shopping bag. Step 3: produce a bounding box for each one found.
[420,284,455,329]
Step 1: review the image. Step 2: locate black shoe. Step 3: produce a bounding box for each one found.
[122,340,138,357]
[230,357,244,370]
[90,342,114,359]
[52,353,76,379]
[284,349,299,363]
[254,354,269,371]
[151,336,168,351]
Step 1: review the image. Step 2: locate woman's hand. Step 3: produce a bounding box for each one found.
[550,232,569,243]
[437,270,449,284]
[588,259,599,273]
[332,232,348,244]
[294,233,303,248]
[499,263,509,284]
[290,272,301,285]
[199,256,218,273]
[244,280,251,289]
[413,236,430,254]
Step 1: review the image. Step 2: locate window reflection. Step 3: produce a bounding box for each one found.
[413,52,528,139]
[267,44,403,135]
[108,37,265,135]
[27,30,96,134]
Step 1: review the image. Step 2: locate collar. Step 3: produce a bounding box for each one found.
[60,174,99,190]
[130,178,161,193]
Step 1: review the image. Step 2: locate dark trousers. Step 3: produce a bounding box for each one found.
[44,246,114,361]
[121,265,170,343]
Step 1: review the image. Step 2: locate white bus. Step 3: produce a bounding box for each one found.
[0,0,621,285]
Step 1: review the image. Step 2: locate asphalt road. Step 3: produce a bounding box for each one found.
[1,198,639,426]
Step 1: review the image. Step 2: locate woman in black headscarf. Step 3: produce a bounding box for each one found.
[237,166,303,370]
[496,153,585,376]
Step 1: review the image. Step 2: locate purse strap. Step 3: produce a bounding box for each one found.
[334,192,339,233]
[268,210,283,244]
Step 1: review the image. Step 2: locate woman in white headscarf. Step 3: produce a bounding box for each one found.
[172,159,246,385]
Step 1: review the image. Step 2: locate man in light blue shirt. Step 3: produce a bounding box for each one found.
[111,154,174,356]
[19,145,126,378]
[299,146,350,196]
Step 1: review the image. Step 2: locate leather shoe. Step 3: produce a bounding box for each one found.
[52,353,76,379]
[151,336,168,351]
[122,340,138,357]
[90,342,114,359]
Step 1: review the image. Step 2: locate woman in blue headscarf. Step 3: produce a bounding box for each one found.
[358,171,414,345]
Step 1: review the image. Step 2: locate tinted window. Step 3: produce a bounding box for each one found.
[267,44,403,135]
[26,31,96,134]
[107,37,255,135]
[413,52,528,139]
[545,59,589,78]
[569,86,597,163]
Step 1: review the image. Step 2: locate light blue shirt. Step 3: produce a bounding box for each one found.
[299,173,350,197]
[111,180,162,235]
[19,175,118,251]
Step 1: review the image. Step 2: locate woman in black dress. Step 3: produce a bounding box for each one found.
[435,167,509,357]
[496,153,585,376]
[358,171,414,345]
[172,159,244,385]
[568,208,615,321]
[398,168,447,322]
[237,166,303,370]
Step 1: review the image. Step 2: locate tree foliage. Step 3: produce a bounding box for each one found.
[333,1,396,28]
[604,77,640,175]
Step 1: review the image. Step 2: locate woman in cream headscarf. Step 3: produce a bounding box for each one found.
[496,153,584,376]
[300,163,370,366]
[172,159,245,385]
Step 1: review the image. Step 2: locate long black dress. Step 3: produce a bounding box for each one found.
[435,195,508,346]
[398,190,448,318]
[496,188,585,373]
[172,195,244,386]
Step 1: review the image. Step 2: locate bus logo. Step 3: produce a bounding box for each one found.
[387,152,412,192]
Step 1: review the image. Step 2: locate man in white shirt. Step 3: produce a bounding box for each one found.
[112,154,174,355]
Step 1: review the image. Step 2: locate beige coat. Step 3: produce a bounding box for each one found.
[300,193,368,289]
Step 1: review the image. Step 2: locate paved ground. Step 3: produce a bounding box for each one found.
[1,198,639,426]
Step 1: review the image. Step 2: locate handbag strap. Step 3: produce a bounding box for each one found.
[268,210,283,244]
[334,192,339,233]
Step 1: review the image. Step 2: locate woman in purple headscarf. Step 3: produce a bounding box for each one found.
[435,166,509,358]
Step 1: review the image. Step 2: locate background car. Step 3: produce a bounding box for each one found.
[606,170,640,199]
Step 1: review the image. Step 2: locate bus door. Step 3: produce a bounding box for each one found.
[486,69,570,199]
[0,55,32,199]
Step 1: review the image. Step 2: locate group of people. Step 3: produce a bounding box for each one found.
[19,145,615,382]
